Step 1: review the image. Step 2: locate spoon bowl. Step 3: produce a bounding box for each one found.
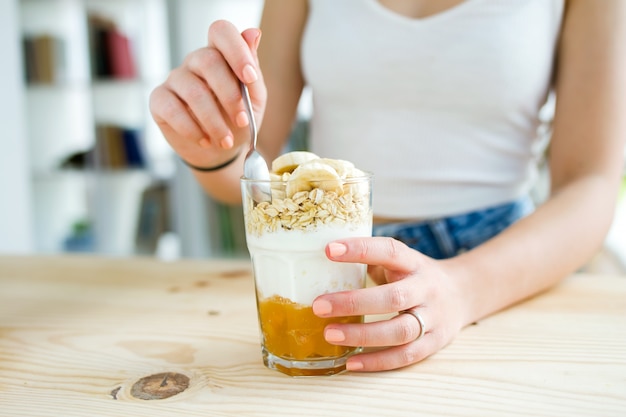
[240,82,271,202]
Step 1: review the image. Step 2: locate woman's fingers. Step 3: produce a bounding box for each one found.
[241,27,262,57]
[313,237,428,317]
[208,20,260,84]
[166,64,234,147]
[324,309,427,347]
[149,85,206,144]
[313,277,421,317]
[239,27,265,102]
[326,237,422,277]
[346,335,438,372]
[149,19,266,162]
[317,237,463,372]
[186,22,265,148]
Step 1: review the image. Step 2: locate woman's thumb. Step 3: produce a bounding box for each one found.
[242,28,262,54]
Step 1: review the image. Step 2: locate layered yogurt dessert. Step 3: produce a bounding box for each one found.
[242,151,372,376]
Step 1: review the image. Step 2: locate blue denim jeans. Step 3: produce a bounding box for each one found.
[372,197,535,259]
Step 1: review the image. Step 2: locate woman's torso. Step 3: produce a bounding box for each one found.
[301,0,564,219]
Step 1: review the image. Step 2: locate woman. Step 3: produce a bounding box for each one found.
[149,0,626,372]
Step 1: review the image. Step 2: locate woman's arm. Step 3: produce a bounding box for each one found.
[312,0,626,372]
[448,0,626,324]
[255,0,309,163]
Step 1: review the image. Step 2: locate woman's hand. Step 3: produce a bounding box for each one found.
[149,20,267,168]
[313,237,468,372]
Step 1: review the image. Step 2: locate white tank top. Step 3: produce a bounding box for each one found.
[301,0,564,218]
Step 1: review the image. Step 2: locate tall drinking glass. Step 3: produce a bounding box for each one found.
[241,173,372,376]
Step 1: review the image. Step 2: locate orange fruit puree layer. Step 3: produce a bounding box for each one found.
[258,295,361,360]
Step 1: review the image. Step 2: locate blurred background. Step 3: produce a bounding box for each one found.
[0,0,624,272]
[1,0,273,261]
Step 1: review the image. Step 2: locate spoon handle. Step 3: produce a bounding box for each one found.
[240,82,258,150]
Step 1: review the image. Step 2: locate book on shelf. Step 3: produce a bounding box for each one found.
[95,124,146,169]
[121,128,146,168]
[135,182,170,255]
[90,124,146,170]
[87,15,114,78]
[22,34,66,85]
[106,28,137,79]
[87,14,137,80]
[60,124,146,171]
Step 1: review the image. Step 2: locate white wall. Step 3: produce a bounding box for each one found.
[0,0,34,253]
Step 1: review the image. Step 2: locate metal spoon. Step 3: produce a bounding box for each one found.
[240,81,271,202]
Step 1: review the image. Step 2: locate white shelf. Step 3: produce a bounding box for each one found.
[32,171,89,253]
[26,85,94,172]
[18,0,172,256]
[20,0,91,84]
[91,80,145,125]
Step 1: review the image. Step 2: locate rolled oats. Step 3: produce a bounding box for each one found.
[245,181,370,236]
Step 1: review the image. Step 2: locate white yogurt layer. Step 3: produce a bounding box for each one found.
[246,222,372,305]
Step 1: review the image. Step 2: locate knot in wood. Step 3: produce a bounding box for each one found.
[130,372,190,400]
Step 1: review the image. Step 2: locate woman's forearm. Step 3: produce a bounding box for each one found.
[189,146,248,205]
[447,174,621,327]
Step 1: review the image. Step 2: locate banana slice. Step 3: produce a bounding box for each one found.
[286,161,343,197]
[317,158,355,179]
[271,187,286,201]
[268,173,286,201]
[343,167,369,195]
[271,151,320,175]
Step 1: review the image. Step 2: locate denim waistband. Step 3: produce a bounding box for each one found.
[372,197,535,259]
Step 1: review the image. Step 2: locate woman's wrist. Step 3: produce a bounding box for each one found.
[181,148,243,173]
[440,254,482,327]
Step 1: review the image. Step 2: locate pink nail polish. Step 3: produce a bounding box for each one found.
[325,329,345,343]
[220,135,233,149]
[312,299,332,316]
[235,111,249,128]
[327,242,347,257]
[346,360,363,371]
[242,64,258,83]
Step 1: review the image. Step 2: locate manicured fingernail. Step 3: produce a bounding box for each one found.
[254,31,262,49]
[325,329,345,343]
[346,360,363,371]
[235,111,249,128]
[312,299,332,316]
[327,242,347,257]
[199,138,210,148]
[220,135,233,149]
[242,64,258,83]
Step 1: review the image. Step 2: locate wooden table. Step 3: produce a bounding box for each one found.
[1,255,625,417]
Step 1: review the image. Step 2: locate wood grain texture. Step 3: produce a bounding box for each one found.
[0,255,625,417]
